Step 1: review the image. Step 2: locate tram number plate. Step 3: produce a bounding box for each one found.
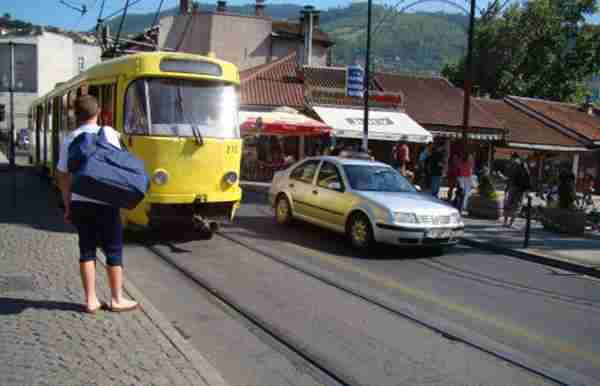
[226,145,239,154]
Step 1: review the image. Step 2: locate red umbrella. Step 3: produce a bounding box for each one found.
[240,108,331,136]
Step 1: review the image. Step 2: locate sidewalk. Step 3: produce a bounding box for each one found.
[0,169,228,386]
[463,216,600,272]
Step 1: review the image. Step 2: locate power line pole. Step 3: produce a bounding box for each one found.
[461,0,476,148]
[362,0,373,153]
[9,41,17,208]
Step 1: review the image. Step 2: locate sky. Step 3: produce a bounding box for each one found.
[2,0,599,32]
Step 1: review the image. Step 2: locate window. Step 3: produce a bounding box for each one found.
[343,165,415,192]
[290,160,320,184]
[78,57,85,73]
[317,162,343,191]
[100,84,116,127]
[124,78,239,138]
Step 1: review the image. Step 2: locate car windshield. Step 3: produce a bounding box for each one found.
[343,165,416,192]
[124,78,240,138]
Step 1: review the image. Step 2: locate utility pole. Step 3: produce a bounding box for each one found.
[9,41,15,169]
[362,0,373,153]
[9,41,16,208]
[461,0,476,149]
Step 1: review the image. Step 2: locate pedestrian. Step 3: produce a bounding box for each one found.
[446,153,459,202]
[429,144,444,198]
[416,143,432,188]
[457,153,474,213]
[392,139,410,174]
[56,95,139,314]
[503,153,531,227]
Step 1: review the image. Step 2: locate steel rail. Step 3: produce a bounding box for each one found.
[142,242,354,386]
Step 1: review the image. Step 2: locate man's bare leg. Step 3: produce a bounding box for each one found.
[80,261,101,311]
[106,265,138,310]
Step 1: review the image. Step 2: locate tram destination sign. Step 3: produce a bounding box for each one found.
[0,43,37,93]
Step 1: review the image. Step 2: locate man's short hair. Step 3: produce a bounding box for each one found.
[75,95,99,122]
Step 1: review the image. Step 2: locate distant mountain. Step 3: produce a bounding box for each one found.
[101,2,468,74]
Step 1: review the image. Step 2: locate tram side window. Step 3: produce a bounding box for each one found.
[65,91,77,131]
[100,84,116,127]
[124,81,149,134]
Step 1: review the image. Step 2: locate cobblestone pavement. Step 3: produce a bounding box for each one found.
[0,169,227,386]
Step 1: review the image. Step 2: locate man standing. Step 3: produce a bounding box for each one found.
[503,153,531,228]
[56,95,138,314]
[429,144,444,198]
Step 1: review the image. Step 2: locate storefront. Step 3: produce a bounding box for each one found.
[238,107,331,181]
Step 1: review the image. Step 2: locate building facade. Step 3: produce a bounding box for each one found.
[158,1,332,70]
[0,31,101,133]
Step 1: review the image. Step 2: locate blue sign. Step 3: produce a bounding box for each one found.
[346,65,364,98]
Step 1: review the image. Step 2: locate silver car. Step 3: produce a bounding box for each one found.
[268,156,464,251]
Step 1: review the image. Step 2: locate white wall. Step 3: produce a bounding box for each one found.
[0,32,100,133]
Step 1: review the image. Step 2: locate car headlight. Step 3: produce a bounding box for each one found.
[223,171,238,185]
[152,170,169,185]
[394,212,418,224]
[450,212,462,224]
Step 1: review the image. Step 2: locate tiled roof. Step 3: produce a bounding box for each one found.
[240,53,305,108]
[506,96,600,141]
[374,73,503,130]
[271,21,333,45]
[476,98,583,148]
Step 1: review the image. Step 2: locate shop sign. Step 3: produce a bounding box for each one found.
[346,65,364,98]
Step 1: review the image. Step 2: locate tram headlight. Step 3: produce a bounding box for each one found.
[152,170,169,186]
[223,171,238,185]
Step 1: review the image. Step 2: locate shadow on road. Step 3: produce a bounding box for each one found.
[222,213,468,261]
[0,297,86,315]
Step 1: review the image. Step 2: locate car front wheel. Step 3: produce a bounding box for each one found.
[347,213,373,250]
[275,195,293,225]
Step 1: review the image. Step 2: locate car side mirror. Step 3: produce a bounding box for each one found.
[414,185,422,192]
[328,181,342,191]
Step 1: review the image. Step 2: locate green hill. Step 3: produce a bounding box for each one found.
[102,3,467,74]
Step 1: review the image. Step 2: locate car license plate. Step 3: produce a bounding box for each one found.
[426,229,452,239]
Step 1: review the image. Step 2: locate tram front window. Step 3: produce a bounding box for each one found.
[124,78,239,139]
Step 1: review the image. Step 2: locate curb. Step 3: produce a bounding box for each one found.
[97,253,229,386]
[461,237,600,279]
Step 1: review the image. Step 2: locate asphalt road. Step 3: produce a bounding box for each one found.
[122,191,600,386]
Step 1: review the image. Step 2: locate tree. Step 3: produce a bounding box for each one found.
[2,13,11,20]
[442,0,600,102]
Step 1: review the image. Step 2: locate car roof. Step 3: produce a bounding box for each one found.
[303,156,390,168]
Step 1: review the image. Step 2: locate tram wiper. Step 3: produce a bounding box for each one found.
[192,124,204,146]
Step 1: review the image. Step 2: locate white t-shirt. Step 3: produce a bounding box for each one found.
[56,124,122,205]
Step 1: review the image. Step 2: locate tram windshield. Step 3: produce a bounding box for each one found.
[124,78,240,139]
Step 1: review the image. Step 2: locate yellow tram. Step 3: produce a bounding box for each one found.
[28,52,242,232]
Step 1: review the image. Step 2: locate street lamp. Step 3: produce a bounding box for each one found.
[461,0,476,148]
[362,0,373,153]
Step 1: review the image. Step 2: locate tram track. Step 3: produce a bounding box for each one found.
[139,225,597,386]
[142,242,353,386]
[214,230,594,386]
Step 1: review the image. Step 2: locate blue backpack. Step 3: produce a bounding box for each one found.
[68,127,150,209]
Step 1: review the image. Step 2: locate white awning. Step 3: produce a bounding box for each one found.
[312,106,433,143]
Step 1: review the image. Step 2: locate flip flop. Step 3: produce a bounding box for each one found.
[85,302,108,314]
[108,303,139,313]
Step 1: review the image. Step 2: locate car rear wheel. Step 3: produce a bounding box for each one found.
[347,213,373,250]
[275,195,293,225]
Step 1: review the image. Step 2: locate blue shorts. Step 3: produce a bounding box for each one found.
[70,201,123,266]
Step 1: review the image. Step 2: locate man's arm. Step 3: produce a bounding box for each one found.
[56,170,72,221]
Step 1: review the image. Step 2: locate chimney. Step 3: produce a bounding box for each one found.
[255,0,265,17]
[217,0,226,12]
[180,0,191,14]
[300,5,318,66]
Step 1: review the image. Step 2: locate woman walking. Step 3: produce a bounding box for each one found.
[457,153,474,213]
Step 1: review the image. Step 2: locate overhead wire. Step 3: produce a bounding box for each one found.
[115,0,132,50]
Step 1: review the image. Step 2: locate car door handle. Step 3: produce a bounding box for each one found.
[312,190,318,195]
[289,183,295,188]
